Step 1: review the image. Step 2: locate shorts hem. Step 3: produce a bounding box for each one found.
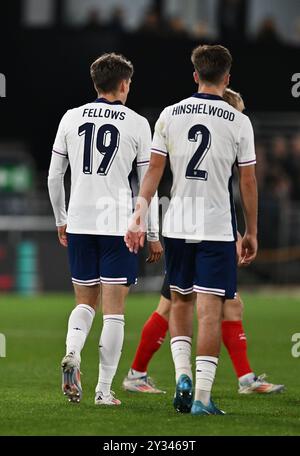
[100,276,128,285]
[72,277,100,286]
[72,276,137,286]
[169,285,194,295]
[193,285,226,296]
[162,234,235,242]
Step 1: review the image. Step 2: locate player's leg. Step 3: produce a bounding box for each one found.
[123,275,171,393]
[65,283,99,359]
[95,283,128,406]
[191,240,237,416]
[62,234,100,403]
[164,237,195,413]
[222,294,254,384]
[95,235,138,406]
[169,290,195,413]
[223,294,285,394]
[192,292,224,414]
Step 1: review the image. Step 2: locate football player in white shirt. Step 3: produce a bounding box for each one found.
[123,89,284,396]
[125,45,258,415]
[48,53,162,406]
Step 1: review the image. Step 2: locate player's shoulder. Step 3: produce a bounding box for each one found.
[221,100,250,122]
[232,108,252,129]
[123,105,150,126]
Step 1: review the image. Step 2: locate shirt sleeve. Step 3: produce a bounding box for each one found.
[52,111,69,158]
[151,109,168,157]
[136,116,151,167]
[48,113,69,226]
[136,117,159,242]
[237,116,256,167]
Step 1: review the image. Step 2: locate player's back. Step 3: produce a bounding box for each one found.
[53,98,151,235]
[152,93,255,241]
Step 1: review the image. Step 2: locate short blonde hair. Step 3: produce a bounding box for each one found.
[223,88,245,112]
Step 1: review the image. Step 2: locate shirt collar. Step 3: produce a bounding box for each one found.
[192,92,223,101]
[95,97,123,105]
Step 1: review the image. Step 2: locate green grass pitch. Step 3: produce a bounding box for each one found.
[0,292,299,436]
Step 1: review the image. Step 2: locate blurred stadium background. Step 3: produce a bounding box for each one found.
[1,0,300,294]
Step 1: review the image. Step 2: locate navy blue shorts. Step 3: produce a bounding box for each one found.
[161,274,171,300]
[67,234,138,286]
[164,237,237,299]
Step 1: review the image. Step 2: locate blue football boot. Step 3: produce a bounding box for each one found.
[173,374,193,413]
[191,399,226,416]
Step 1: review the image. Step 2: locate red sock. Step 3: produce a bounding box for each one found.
[131,312,169,373]
[222,320,253,379]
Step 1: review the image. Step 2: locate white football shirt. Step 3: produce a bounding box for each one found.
[48,98,158,238]
[151,93,256,241]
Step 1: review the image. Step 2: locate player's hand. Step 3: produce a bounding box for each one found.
[57,225,68,247]
[240,233,257,266]
[124,230,145,254]
[146,240,163,263]
[125,213,146,254]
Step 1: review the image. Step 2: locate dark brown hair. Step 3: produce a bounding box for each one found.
[90,53,134,93]
[191,45,232,85]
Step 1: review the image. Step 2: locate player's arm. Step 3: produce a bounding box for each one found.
[125,153,166,254]
[238,165,258,264]
[132,115,166,258]
[236,231,242,265]
[125,110,168,254]
[137,163,163,262]
[47,113,69,247]
[137,163,159,241]
[237,116,258,265]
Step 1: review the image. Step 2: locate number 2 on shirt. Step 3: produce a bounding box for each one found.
[185,124,211,181]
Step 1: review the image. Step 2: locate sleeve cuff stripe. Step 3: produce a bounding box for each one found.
[238,159,256,166]
[136,160,150,166]
[52,149,68,157]
[151,148,168,156]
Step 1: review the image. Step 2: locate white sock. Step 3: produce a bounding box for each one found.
[66,304,95,360]
[239,372,255,385]
[195,356,218,406]
[170,336,193,382]
[96,314,125,396]
[128,368,147,379]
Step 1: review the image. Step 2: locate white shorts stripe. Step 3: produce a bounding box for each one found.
[72,277,100,283]
[170,285,194,295]
[193,285,225,293]
[193,285,225,296]
[72,278,100,286]
[101,280,128,285]
[100,276,127,282]
[194,289,225,297]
